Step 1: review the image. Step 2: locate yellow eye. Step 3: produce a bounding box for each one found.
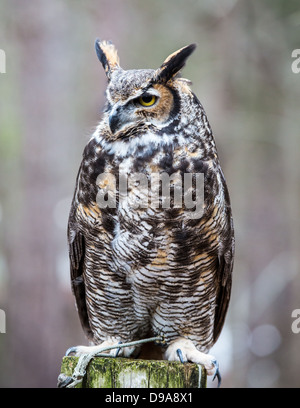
[138,94,157,107]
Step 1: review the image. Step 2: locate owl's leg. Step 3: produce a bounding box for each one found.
[164,337,221,387]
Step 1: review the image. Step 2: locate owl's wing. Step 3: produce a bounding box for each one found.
[213,217,235,343]
[67,164,93,340]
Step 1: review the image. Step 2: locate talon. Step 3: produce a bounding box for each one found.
[65,346,79,356]
[176,348,187,363]
[212,359,221,388]
[57,374,74,388]
[114,341,122,357]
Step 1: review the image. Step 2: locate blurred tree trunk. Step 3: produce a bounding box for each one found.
[5,0,73,387]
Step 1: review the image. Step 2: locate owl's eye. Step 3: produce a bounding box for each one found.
[138,94,157,107]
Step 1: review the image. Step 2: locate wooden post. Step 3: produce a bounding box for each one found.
[59,356,206,388]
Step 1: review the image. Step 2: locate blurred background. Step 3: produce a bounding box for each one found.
[0,0,299,388]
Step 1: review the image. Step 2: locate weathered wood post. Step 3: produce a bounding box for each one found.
[59,357,207,388]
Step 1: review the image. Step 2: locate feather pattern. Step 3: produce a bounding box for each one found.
[68,41,234,361]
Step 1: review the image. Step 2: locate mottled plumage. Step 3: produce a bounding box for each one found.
[67,40,234,378]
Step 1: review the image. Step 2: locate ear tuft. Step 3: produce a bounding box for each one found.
[153,44,196,84]
[95,39,120,81]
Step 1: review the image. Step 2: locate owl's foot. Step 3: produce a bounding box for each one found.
[58,339,133,388]
[164,338,221,387]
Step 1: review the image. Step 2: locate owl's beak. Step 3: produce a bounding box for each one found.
[108,105,129,134]
[108,111,121,134]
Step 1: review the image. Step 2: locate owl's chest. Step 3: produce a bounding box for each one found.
[105,143,195,217]
[109,138,188,174]
[78,138,223,284]
[79,134,214,227]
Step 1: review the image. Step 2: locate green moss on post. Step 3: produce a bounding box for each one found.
[86,357,115,388]
[60,356,207,388]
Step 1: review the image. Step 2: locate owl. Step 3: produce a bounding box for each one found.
[67,39,234,386]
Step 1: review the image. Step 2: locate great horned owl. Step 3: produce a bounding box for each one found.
[67,39,234,384]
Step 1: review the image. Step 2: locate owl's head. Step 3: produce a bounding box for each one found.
[95,39,196,136]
